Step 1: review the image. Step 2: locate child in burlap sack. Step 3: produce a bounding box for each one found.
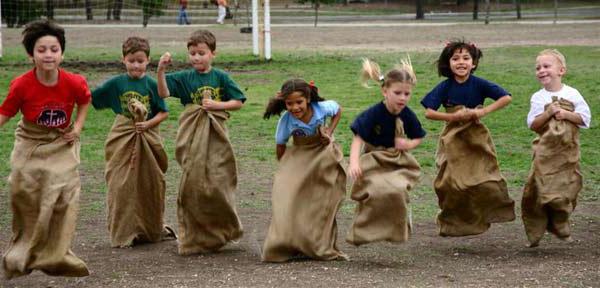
[261,79,347,262]
[0,20,90,279]
[421,40,515,237]
[91,36,176,248]
[523,49,591,247]
[157,30,246,255]
[346,57,425,246]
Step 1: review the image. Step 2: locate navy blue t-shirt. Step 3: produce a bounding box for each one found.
[350,102,426,148]
[420,75,510,110]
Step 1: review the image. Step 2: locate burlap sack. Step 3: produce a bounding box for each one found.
[522,98,582,244]
[262,127,347,262]
[346,118,421,246]
[175,104,243,255]
[104,99,173,248]
[434,106,515,236]
[2,120,89,279]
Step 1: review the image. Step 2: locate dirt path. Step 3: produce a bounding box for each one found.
[2,22,600,53]
[1,24,599,287]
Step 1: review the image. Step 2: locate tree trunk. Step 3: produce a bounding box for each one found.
[113,0,123,20]
[416,0,424,20]
[85,0,93,20]
[473,0,479,20]
[314,1,319,27]
[484,0,490,24]
[553,0,558,24]
[515,0,521,19]
[46,0,54,20]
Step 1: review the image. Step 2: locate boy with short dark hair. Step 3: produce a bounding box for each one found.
[157,29,246,255]
[91,36,175,248]
[0,20,90,279]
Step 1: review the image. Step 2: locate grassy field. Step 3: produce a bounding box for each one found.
[1,45,598,226]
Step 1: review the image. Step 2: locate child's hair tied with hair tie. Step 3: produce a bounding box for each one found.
[445,41,451,47]
[309,80,318,92]
[469,42,477,48]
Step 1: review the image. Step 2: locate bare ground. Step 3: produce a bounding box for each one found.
[1,23,600,287]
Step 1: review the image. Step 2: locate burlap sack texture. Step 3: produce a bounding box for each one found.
[434,106,515,236]
[104,99,174,248]
[262,127,347,262]
[3,120,89,279]
[522,97,582,245]
[175,104,243,255]
[347,118,421,246]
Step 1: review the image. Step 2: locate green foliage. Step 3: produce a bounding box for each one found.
[138,0,165,17]
[0,0,44,28]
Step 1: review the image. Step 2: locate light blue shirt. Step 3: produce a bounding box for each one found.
[275,100,340,145]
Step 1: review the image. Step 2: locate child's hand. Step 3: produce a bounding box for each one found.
[158,52,172,70]
[348,161,363,180]
[471,108,486,121]
[320,127,333,145]
[60,127,81,145]
[545,102,561,117]
[202,98,223,111]
[395,138,413,151]
[554,108,570,121]
[135,121,150,133]
[451,109,471,122]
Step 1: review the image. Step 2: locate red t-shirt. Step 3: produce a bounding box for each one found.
[0,69,91,128]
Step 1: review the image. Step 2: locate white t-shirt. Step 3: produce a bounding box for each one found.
[526,84,591,129]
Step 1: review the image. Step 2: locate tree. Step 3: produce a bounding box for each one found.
[107,0,124,20]
[295,0,335,27]
[473,0,479,20]
[46,0,54,20]
[514,0,521,19]
[416,0,424,20]
[1,0,43,27]
[484,0,490,24]
[139,0,165,28]
[85,0,93,20]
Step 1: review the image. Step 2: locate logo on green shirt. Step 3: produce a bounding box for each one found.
[191,86,222,105]
[119,91,150,118]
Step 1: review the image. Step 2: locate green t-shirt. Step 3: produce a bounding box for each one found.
[165,68,246,106]
[92,74,168,120]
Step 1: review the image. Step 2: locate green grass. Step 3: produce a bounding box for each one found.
[1,45,599,231]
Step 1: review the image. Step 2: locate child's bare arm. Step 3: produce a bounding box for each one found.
[348,135,364,180]
[326,107,342,136]
[555,109,584,126]
[425,108,470,122]
[0,115,10,127]
[135,111,169,133]
[202,99,243,111]
[395,137,423,151]
[276,144,286,161]
[62,101,90,144]
[530,101,560,133]
[472,95,512,120]
[157,52,172,98]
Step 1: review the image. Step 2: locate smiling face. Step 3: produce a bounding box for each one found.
[382,81,412,115]
[122,51,150,79]
[284,91,312,123]
[535,54,565,91]
[188,43,215,73]
[449,48,475,83]
[30,35,63,73]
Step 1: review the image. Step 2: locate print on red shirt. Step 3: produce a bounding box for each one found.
[37,104,68,127]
